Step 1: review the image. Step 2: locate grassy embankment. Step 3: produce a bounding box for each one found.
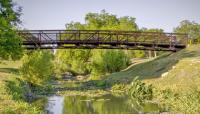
[106,45,200,88]
[105,45,200,113]
[0,61,45,114]
[0,61,20,113]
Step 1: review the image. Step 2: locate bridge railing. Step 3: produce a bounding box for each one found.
[18,30,188,50]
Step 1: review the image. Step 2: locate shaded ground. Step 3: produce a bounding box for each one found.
[0,68,18,74]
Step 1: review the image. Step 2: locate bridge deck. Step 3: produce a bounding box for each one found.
[19,30,188,51]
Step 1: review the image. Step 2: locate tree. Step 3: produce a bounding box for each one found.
[66,22,85,30]
[20,51,53,86]
[174,20,200,43]
[0,0,23,60]
[118,16,138,31]
[91,50,130,78]
[54,49,91,76]
[55,10,137,78]
[84,10,138,30]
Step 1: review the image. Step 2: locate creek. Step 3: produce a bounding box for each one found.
[45,94,161,114]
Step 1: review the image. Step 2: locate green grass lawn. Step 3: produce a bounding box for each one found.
[0,60,43,113]
[0,60,21,88]
[0,60,22,113]
[0,60,21,77]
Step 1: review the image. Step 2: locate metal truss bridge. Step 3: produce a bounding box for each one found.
[18,30,188,51]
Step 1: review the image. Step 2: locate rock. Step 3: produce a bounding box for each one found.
[161,72,168,78]
[62,72,73,79]
[76,75,86,81]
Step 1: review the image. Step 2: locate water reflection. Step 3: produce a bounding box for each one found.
[46,95,160,114]
[46,96,64,114]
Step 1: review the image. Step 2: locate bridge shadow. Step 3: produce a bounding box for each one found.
[0,68,19,75]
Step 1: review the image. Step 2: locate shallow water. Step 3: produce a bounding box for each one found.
[45,94,160,114]
[45,96,64,114]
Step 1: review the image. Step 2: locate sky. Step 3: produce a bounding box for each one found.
[14,0,200,32]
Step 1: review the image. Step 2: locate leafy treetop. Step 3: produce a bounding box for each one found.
[0,0,23,60]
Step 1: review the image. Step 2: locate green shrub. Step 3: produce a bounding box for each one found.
[111,84,128,93]
[155,89,200,113]
[5,78,26,101]
[129,77,153,101]
[20,50,54,86]
[3,101,43,114]
[91,50,130,78]
[54,49,91,75]
[96,81,106,87]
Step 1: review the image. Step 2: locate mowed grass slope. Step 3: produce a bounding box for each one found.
[147,45,200,91]
[106,45,200,88]
[0,60,21,76]
[0,60,21,83]
[0,60,21,113]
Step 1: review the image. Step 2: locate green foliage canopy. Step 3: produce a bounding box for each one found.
[91,50,130,77]
[0,0,23,60]
[174,20,200,41]
[20,51,54,86]
[54,49,91,75]
[56,10,137,78]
